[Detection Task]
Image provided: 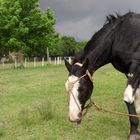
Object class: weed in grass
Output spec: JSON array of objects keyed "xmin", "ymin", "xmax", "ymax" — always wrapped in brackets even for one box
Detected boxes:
[
  {"xmin": 36, "ymin": 100, "xmax": 55, "ymax": 121},
  {"xmin": 18, "ymin": 108, "xmax": 34, "ymax": 128},
  {"xmin": 0, "ymin": 127, "xmax": 5, "ymax": 137}
]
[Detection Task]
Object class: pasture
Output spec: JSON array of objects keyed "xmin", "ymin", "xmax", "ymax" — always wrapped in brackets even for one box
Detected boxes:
[{"xmin": 0, "ymin": 64, "xmax": 133, "ymax": 140}]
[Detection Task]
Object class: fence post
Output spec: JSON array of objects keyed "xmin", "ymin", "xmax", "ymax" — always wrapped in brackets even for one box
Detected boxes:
[
  {"xmin": 42, "ymin": 57, "xmax": 44, "ymax": 66},
  {"xmin": 57, "ymin": 57, "xmax": 60, "ymax": 65},
  {"xmin": 34, "ymin": 57, "xmax": 36, "ymax": 67},
  {"xmin": 14, "ymin": 58, "xmax": 17, "ymax": 68},
  {"xmin": 54, "ymin": 57, "xmax": 57, "ymax": 65},
  {"xmin": 24, "ymin": 58, "xmax": 27, "ymax": 68}
]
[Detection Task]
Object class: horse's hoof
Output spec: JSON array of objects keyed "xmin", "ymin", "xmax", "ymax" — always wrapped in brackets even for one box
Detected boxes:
[{"xmin": 128, "ymin": 134, "xmax": 140, "ymax": 140}]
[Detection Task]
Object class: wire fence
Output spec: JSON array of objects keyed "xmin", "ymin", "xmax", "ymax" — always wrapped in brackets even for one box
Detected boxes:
[{"xmin": 0, "ymin": 56, "xmax": 72, "ymax": 69}]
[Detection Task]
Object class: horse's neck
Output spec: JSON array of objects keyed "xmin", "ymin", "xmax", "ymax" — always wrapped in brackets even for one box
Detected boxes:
[
  {"xmin": 85, "ymin": 24, "xmax": 117, "ymax": 73},
  {"xmin": 75, "ymin": 41, "xmax": 112, "ymax": 74},
  {"xmin": 87, "ymin": 40, "xmax": 112, "ymax": 73},
  {"xmin": 76, "ymin": 23, "xmax": 117, "ymax": 72}
]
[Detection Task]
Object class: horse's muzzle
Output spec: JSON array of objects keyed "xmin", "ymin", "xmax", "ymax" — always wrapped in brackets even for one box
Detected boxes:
[
  {"xmin": 69, "ymin": 112, "xmax": 82, "ymax": 125},
  {"xmin": 69, "ymin": 118, "xmax": 81, "ymax": 125}
]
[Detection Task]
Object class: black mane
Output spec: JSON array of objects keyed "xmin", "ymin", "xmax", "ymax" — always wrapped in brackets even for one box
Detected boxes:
[{"xmin": 105, "ymin": 13, "xmax": 120, "ymax": 25}]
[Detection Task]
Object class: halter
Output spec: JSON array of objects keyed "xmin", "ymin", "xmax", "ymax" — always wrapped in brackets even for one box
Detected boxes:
[{"xmin": 67, "ymin": 62, "xmax": 93, "ymax": 115}]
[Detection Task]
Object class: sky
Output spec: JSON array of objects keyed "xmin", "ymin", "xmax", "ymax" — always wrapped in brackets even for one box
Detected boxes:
[{"xmin": 39, "ymin": 0, "xmax": 140, "ymax": 40}]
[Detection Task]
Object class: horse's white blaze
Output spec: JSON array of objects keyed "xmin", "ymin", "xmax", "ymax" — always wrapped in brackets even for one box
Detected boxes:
[
  {"xmin": 134, "ymin": 87, "xmax": 140, "ymax": 114},
  {"xmin": 65, "ymin": 75, "xmax": 81, "ymax": 121},
  {"xmin": 124, "ymin": 85, "xmax": 134, "ymax": 103}
]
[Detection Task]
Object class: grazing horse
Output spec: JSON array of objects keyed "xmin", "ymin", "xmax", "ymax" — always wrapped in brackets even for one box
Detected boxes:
[{"xmin": 65, "ymin": 12, "xmax": 140, "ymax": 140}]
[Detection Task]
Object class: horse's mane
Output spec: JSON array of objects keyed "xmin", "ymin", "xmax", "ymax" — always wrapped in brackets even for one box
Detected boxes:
[
  {"xmin": 104, "ymin": 12, "xmax": 136, "ymax": 25},
  {"xmin": 104, "ymin": 13, "xmax": 121, "ymax": 25}
]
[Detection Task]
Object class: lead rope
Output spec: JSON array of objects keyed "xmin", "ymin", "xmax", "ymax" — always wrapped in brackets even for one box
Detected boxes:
[{"xmin": 91, "ymin": 101, "xmax": 140, "ymax": 118}]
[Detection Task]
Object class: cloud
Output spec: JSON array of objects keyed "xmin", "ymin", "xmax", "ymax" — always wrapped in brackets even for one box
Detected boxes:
[
  {"xmin": 55, "ymin": 16, "xmax": 100, "ymax": 40},
  {"xmin": 40, "ymin": 0, "xmax": 140, "ymax": 40}
]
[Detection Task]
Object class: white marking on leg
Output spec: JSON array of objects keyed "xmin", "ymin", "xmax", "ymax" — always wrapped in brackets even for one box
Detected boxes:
[
  {"xmin": 134, "ymin": 87, "xmax": 140, "ymax": 114},
  {"xmin": 124, "ymin": 85, "xmax": 134, "ymax": 104},
  {"xmin": 65, "ymin": 75, "xmax": 81, "ymax": 121}
]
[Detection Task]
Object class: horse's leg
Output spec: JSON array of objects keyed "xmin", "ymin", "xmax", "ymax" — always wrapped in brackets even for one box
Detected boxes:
[
  {"xmin": 124, "ymin": 63, "xmax": 140, "ymax": 104},
  {"xmin": 125, "ymin": 102, "xmax": 140, "ymax": 140},
  {"xmin": 124, "ymin": 66, "xmax": 140, "ymax": 139}
]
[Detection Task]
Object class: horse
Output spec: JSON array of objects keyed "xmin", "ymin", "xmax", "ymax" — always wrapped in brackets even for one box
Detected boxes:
[{"xmin": 65, "ymin": 12, "xmax": 140, "ymax": 140}]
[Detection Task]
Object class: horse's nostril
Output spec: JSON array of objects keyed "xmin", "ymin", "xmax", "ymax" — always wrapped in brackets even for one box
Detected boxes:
[{"xmin": 78, "ymin": 112, "xmax": 82, "ymax": 118}]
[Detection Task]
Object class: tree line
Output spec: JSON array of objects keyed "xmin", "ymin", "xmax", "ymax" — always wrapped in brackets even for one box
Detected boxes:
[{"xmin": 0, "ymin": 0, "xmax": 86, "ymax": 58}]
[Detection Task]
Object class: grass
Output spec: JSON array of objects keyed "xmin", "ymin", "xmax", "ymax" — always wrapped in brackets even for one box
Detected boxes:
[
  {"xmin": 36, "ymin": 99, "xmax": 55, "ymax": 121},
  {"xmin": 0, "ymin": 64, "xmax": 133, "ymax": 140}
]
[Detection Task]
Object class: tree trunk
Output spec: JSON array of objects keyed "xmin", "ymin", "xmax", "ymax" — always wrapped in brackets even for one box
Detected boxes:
[{"xmin": 46, "ymin": 47, "xmax": 49, "ymax": 61}]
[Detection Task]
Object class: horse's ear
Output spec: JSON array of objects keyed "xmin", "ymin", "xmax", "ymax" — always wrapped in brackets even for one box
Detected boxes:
[
  {"xmin": 82, "ymin": 58, "xmax": 89, "ymax": 69},
  {"xmin": 64, "ymin": 59, "xmax": 72, "ymax": 72}
]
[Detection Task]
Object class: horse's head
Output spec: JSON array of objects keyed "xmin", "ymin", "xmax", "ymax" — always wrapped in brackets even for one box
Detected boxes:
[{"xmin": 65, "ymin": 59, "xmax": 93, "ymax": 124}]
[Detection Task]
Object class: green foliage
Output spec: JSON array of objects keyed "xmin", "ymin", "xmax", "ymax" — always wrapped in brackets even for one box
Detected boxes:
[
  {"xmin": 49, "ymin": 35, "xmax": 86, "ymax": 56},
  {"xmin": 48, "ymin": 34, "xmax": 64, "ymax": 56},
  {"xmin": 0, "ymin": 0, "xmax": 86, "ymax": 57},
  {"xmin": 0, "ymin": 0, "xmax": 56, "ymax": 56},
  {"xmin": 61, "ymin": 36, "xmax": 77, "ymax": 56}
]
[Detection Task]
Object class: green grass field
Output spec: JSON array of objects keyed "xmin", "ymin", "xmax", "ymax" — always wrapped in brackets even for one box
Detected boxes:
[{"xmin": 0, "ymin": 64, "xmax": 133, "ymax": 140}]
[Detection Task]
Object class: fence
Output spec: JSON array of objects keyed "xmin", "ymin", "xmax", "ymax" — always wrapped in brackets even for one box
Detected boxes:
[{"xmin": 0, "ymin": 57, "xmax": 72, "ymax": 69}]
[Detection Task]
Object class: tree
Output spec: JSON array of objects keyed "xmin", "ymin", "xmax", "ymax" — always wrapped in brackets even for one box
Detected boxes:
[
  {"xmin": 0, "ymin": 0, "xmax": 56, "ymax": 57},
  {"xmin": 61, "ymin": 36, "xmax": 76, "ymax": 56},
  {"xmin": 47, "ymin": 35, "xmax": 87, "ymax": 57},
  {"xmin": 0, "ymin": 0, "xmax": 86, "ymax": 58},
  {"xmin": 76, "ymin": 41, "xmax": 87, "ymax": 53},
  {"xmin": 60, "ymin": 36, "xmax": 86, "ymax": 56},
  {"xmin": 0, "ymin": 0, "xmax": 10, "ymax": 56}
]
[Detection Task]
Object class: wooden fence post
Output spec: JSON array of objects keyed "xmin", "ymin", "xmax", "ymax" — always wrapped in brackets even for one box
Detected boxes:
[
  {"xmin": 34, "ymin": 57, "xmax": 36, "ymax": 67},
  {"xmin": 57, "ymin": 57, "xmax": 60, "ymax": 65},
  {"xmin": 42, "ymin": 57, "xmax": 44, "ymax": 66},
  {"xmin": 14, "ymin": 58, "xmax": 17, "ymax": 68},
  {"xmin": 54, "ymin": 57, "xmax": 57, "ymax": 65},
  {"xmin": 24, "ymin": 58, "xmax": 27, "ymax": 67}
]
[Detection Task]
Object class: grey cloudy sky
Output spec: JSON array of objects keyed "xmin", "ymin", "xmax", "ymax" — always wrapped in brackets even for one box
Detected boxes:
[{"xmin": 39, "ymin": 0, "xmax": 140, "ymax": 40}]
